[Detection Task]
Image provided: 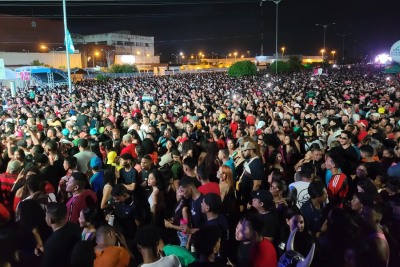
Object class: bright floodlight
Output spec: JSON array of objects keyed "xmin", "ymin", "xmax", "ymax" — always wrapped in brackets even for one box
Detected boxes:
[
  {"xmin": 374, "ymin": 54, "xmax": 392, "ymax": 64},
  {"xmin": 121, "ymin": 55, "xmax": 135, "ymax": 64}
]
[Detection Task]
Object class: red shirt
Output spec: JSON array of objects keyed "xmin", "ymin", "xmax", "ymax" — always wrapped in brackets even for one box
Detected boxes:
[
  {"xmin": 230, "ymin": 121, "xmax": 239, "ymax": 135},
  {"xmin": 327, "ymin": 173, "xmax": 348, "ymax": 208},
  {"xmin": 357, "ymin": 130, "xmax": 368, "ymax": 143},
  {"xmin": 120, "ymin": 143, "xmax": 137, "ymax": 158},
  {"xmin": 198, "ymin": 182, "xmax": 220, "ymax": 195},
  {"xmin": 66, "ymin": 190, "xmax": 97, "ymax": 224},
  {"xmin": 251, "ymin": 239, "xmax": 277, "ymax": 267},
  {"xmin": 0, "ymin": 172, "xmax": 18, "ymax": 211},
  {"xmin": 246, "ymin": 115, "xmax": 256, "ymax": 126}
]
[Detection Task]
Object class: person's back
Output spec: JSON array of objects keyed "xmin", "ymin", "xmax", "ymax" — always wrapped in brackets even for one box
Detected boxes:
[
  {"xmin": 75, "ymin": 150, "xmax": 96, "ymax": 174},
  {"xmin": 289, "ymin": 181, "xmax": 310, "ymax": 209},
  {"xmin": 41, "ymin": 203, "xmax": 81, "ymax": 267}
]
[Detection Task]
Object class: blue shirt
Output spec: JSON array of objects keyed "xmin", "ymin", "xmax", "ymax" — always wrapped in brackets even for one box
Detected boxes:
[{"xmin": 90, "ymin": 171, "xmax": 104, "ymax": 193}]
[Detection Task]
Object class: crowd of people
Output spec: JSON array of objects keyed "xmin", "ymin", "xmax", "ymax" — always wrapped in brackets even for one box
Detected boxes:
[{"xmin": 0, "ymin": 64, "xmax": 399, "ymax": 267}]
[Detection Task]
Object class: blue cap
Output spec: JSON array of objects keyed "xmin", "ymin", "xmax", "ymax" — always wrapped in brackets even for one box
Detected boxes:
[
  {"xmin": 62, "ymin": 128, "xmax": 69, "ymax": 136},
  {"xmin": 89, "ymin": 128, "xmax": 98, "ymax": 135},
  {"xmin": 90, "ymin": 156, "xmax": 102, "ymax": 169}
]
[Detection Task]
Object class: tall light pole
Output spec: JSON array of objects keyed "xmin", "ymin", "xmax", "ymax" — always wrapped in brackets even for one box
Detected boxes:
[
  {"xmin": 281, "ymin": 47, "xmax": 285, "ymax": 59},
  {"xmin": 320, "ymin": 49, "xmax": 325, "ymax": 61},
  {"xmin": 315, "ymin": 22, "xmax": 335, "ymax": 51},
  {"xmin": 234, "ymin": 52, "xmax": 238, "ymax": 62},
  {"xmin": 93, "ymin": 51, "xmax": 99, "ymax": 67},
  {"xmin": 336, "ymin": 33, "xmax": 351, "ymax": 62},
  {"xmin": 260, "ymin": 1, "xmax": 265, "ymax": 56},
  {"xmin": 263, "ymin": 0, "xmax": 282, "ymax": 74},
  {"xmin": 331, "ymin": 50, "xmax": 336, "ymax": 62},
  {"xmin": 101, "ymin": 49, "xmax": 115, "ymax": 68}
]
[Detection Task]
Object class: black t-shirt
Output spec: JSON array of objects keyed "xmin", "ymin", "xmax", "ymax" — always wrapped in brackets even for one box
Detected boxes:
[
  {"xmin": 75, "ymin": 114, "xmax": 90, "ymax": 130},
  {"xmin": 41, "ymin": 223, "xmax": 81, "ymax": 267},
  {"xmin": 340, "ymin": 146, "xmax": 359, "ymax": 176},
  {"xmin": 190, "ymin": 194, "xmax": 205, "ymax": 228},
  {"xmin": 258, "ymin": 212, "xmax": 279, "ymax": 239},
  {"xmin": 114, "ymin": 197, "xmax": 140, "ymax": 239},
  {"xmin": 41, "ymin": 165, "xmax": 62, "ymax": 192},
  {"xmin": 363, "ymin": 161, "xmax": 384, "ymax": 180},
  {"xmin": 240, "ymin": 157, "xmax": 265, "ymax": 205}
]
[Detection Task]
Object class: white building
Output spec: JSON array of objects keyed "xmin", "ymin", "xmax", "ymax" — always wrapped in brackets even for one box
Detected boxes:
[{"xmin": 72, "ymin": 31, "xmax": 159, "ymax": 65}]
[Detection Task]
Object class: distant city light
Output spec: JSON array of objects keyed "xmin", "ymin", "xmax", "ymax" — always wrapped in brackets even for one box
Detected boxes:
[{"xmin": 374, "ymin": 54, "xmax": 392, "ymax": 64}]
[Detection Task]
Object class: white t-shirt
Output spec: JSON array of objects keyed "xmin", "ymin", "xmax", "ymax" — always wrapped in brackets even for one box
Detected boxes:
[
  {"xmin": 289, "ymin": 181, "xmax": 310, "ymax": 209},
  {"xmin": 141, "ymin": 255, "xmax": 182, "ymax": 267}
]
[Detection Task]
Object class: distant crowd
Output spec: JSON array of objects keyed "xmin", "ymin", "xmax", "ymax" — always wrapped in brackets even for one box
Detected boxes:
[{"xmin": 0, "ymin": 64, "xmax": 400, "ymax": 267}]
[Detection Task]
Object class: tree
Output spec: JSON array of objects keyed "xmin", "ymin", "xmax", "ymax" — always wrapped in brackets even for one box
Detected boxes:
[
  {"xmin": 96, "ymin": 74, "xmax": 110, "ymax": 81},
  {"xmin": 268, "ymin": 61, "xmax": 290, "ymax": 73},
  {"xmin": 31, "ymin": 59, "xmax": 44, "ymax": 66},
  {"xmin": 109, "ymin": 64, "xmax": 138, "ymax": 73},
  {"xmin": 228, "ymin": 60, "xmax": 257, "ymax": 77},
  {"xmin": 288, "ymin": 56, "xmax": 303, "ymax": 72}
]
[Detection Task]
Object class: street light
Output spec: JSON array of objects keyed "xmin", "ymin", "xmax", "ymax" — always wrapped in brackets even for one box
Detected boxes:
[
  {"xmin": 263, "ymin": 0, "xmax": 282, "ymax": 74},
  {"xmin": 331, "ymin": 50, "xmax": 336, "ymax": 62},
  {"xmin": 101, "ymin": 49, "xmax": 115, "ymax": 68},
  {"xmin": 41, "ymin": 45, "xmax": 63, "ymax": 67},
  {"xmin": 320, "ymin": 49, "xmax": 325, "ymax": 60},
  {"xmin": 234, "ymin": 52, "xmax": 238, "ymax": 62},
  {"xmin": 92, "ymin": 51, "xmax": 99, "ymax": 67},
  {"xmin": 281, "ymin": 47, "xmax": 285, "ymax": 59},
  {"xmin": 315, "ymin": 22, "xmax": 335, "ymax": 51}
]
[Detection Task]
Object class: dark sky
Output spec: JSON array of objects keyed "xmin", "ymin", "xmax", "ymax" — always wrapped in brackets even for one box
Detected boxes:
[{"xmin": 1, "ymin": 0, "xmax": 399, "ymax": 59}]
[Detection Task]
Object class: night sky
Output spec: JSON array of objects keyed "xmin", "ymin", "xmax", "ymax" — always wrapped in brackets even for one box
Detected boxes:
[{"xmin": 1, "ymin": 0, "xmax": 399, "ymax": 59}]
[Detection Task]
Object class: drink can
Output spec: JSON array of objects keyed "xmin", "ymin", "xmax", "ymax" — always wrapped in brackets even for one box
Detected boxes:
[{"xmin": 108, "ymin": 215, "xmax": 115, "ymax": 226}]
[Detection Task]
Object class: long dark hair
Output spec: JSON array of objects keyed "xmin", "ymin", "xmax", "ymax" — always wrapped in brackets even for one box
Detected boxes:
[{"xmin": 149, "ymin": 169, "xmax": 167, "ymax": 192}]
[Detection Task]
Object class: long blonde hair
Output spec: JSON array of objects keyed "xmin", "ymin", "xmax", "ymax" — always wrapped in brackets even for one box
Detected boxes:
[{"xmin": 220, "ymin": 165, "xmax": 234, "ymax": 188}]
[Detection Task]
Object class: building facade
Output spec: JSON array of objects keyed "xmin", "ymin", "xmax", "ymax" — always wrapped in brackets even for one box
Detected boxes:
[{"xmin": 72, "ymin": 31, "xmax": 159, "ymax": 66}]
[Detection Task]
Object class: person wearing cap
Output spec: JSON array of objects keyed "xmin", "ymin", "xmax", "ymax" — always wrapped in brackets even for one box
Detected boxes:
[
  {"xmin": 89, "ymin": 156, "xmax": 105, "ymax": 196},
  {"xmin": 238, "ymin": 141, "xmax": 264, "ymax": 210},
  {"xmin": 0, "ymin": 160, "xmax": 22, "ymax": 211},
  {"xmin": 251, "ymin": 190, "xmax": 279, "ymax": 242},
  {"xmin": 65, "ymin": 172, "xmax": 97, "ymax": 224},
  {"xmin": 357, "ymin": 119, "xmax": 369, "ymax": 143}
]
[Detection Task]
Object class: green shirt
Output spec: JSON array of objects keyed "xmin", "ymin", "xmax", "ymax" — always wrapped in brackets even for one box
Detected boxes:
[{"xmin": 163, "ymin": 244, "xmax": 196, "ymax": 267}]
